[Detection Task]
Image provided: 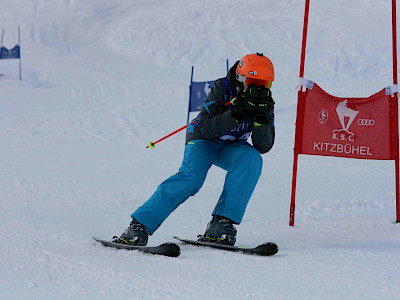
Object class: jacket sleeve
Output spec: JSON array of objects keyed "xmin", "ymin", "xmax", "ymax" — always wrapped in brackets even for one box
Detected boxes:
[
  {"xmin": 197, "ymin": 79, "xmax": 238, "ymax": 139},
  {"xmin": 251, "ymin": 110, "xmax": 275, "ymax": 154}
]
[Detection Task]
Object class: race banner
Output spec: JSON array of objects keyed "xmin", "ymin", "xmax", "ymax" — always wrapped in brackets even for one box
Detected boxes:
[{"xmin": 295, "ymin": 82, "xmax": 396, "ymax": 160}]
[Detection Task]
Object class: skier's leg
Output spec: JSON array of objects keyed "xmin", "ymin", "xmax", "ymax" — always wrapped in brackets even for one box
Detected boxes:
[
  {"xmin": 212, "ymin": 141, "xmax": 263, "ymax": 224},
  {"xmin": 131, "ymin": 140, "xmax": 218, "ymax": 234}
]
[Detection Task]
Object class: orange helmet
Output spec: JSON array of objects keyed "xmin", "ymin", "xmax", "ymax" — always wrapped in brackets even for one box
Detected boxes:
[{"xmin": 236, "ymin": 53, "xmax": 274, "ymax": 88}]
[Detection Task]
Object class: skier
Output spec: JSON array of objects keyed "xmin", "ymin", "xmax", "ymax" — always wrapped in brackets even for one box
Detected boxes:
[{"xmin": 116, "ymin": 53, "xmax": 275, "ymax": 246}]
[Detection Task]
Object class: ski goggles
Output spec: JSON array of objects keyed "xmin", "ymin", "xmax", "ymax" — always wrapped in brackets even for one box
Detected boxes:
[{"xmin": 236, "ymin": 71, "xmax": 272, "ymax": 88}]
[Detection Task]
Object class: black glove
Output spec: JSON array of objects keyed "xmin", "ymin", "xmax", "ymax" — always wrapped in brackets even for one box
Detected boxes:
[
  {"xmin": 253, "ymin": 89, "xmax": 275, "ymax": 124},
  {"xmin": 254, "ymin": 107, "xmax": 274, "ymax": 125},
  {"xmin": 231, "ymin": 84, "xmax": 274, "ymax": 124},
  {"xmin": 236, "ymin": 84, "xmax": 274, "ymax": 114}
]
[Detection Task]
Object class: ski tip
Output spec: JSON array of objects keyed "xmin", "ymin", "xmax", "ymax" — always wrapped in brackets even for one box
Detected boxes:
[
  {"xmin": 93, "ymin": 237, "xmax": 111, "ymax": 243},
  {"xmin": 158, "ymin": 242, "xmax": 181, "ymax": 257},
  {"xmin": 256, "ymin": 242, "xmax": 279, "ymax": 256}
]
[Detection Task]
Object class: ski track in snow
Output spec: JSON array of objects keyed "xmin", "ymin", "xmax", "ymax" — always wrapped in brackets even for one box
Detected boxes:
[{"xmin": 0, "ymin": 0, "xmax": 400, "ymax": 299}]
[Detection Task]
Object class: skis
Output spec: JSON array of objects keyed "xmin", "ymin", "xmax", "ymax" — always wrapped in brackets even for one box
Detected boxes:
[
  {"xmin": 173, "ymin": 237, "xmax": 279, "ymax": 256},
  {"xmin": 93, "ymin": 237, "xmax": 181, "ymax": 257},
  {"xmin": 93, "ymin": 236, "xmax": 278, "ymax": 257}
]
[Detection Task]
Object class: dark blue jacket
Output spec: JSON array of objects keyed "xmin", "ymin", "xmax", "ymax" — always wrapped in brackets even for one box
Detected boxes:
[{"xmin": 186, "ymin": 61, "xmax": 275, "ymax": 154}]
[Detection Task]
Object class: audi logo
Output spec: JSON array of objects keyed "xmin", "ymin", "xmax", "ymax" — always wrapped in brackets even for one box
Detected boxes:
[{"xmin": 357, "ymin": 119, "xmax": 375, "ymax": 126}]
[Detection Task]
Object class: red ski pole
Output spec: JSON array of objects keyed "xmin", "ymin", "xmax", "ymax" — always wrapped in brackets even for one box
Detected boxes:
[
  {"xmin": 146, "ymin": 120, "xmax": 195, "ymax": 149},
  {"xmin": 146, "ymin": 100, "xmax": 235, "ymax": 149}
]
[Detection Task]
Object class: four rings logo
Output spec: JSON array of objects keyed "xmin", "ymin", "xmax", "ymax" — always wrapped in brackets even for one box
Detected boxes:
[{"xmin": 357, "ymin": 119, "xmax": 375, "ymax": 126}]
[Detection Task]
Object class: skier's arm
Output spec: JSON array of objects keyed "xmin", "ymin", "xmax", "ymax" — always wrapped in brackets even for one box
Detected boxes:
[
  {"xmin": 251, "ymin": 110, "xmax": 275, "ymax": 154},
  {"xmin": 197, "ymin": 79, "xmax": 238, "ymax": 139}
]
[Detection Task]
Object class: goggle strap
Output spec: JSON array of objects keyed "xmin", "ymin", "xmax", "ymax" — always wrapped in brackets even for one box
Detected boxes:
[{"xmin": 236, "ymin": 71, "xmax": 247, "ymax": 83}]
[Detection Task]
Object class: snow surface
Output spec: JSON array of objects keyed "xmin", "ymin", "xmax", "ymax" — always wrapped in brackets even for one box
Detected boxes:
[{"xmin": 1, "ymin": 0, "xmax": 400, "ymax": 299}]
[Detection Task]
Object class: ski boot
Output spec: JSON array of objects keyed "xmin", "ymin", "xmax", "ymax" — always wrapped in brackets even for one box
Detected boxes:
[
  {"xmin": 198, "ymin": 216, "xmax": 237, "ymax": 246},
  {"xmin": 113, "ymin": 218, "xmax": 149, "ymax": 246}
]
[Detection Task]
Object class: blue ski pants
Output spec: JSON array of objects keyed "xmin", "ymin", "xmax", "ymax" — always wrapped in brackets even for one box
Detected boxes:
[{"xmin": 131, "ymin": 139, "xmax": 263, "ymax": 234}]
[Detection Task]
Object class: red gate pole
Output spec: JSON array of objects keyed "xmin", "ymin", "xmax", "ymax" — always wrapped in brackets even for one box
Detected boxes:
[
  {"xmin": 299, "ymin": 0, "xmax": 311, "ymax": 80},
  {"xmin": 290, "ymin": 0, "xmax": 311, "ymax": 226},
  {"xmin": 392, "ymin": 0, "xmax": 400, "ymax": 223},
  {"xmin": 289, "ymin": 153, "xmax": 299, "ymax": 226}
]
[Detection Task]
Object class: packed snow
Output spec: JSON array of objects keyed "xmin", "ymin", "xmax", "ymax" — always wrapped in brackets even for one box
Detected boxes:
[{"xmin": 1, "ymin": 0, "xmax": 399, "ymax": 299}]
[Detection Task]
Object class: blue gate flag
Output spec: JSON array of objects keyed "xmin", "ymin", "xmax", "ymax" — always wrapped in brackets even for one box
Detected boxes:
[
  {"xmin": 186, "ymin": 60, "xmax": 229, "ymax": 124},
  {"xmin": 0, "ymin": 45, "xmax": 20, "ymax": 59},
  {"xmin": 189, "ymin": 80, "xmax": 215, "ymax": 112}
]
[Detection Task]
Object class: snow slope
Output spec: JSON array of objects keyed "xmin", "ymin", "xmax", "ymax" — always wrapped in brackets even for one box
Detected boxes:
[{"xmin": 0, "ymin": 0, "xmax": 399, "ymax": 299}]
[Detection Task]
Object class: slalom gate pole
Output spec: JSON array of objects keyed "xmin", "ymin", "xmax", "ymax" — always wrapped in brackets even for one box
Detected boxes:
[
  {"xmin": 392, "ymin": 0, "xmax": 400, "ymax": 223},
  {"xmin": 18, "ymin": 26, "xmax": 22, "ymax": 81},
  {"xmin": 290, "ymin": 0, "xmax": 311, "ymax": 226},
  {"xmin": 0, "ymin": 29, "xmax": 4, "ymax": 47}
]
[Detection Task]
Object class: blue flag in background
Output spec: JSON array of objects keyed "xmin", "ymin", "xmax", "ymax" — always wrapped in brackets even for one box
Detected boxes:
[
  {"xmin": 0, "ymin": 45, "xmax": 20, "ymax": 59},
  {"xmin": 189, "ymin": 80, "xmax": 215, "ymax": 112}
]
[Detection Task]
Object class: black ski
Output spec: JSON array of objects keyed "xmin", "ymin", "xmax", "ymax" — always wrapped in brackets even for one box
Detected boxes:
[
  {"xmin": 173, "ymin": 237, "xmax": 278, "ymax": 256},
  {"xmin": 93, "ymin": 237, "xmax": 180, "ymax": 257}
]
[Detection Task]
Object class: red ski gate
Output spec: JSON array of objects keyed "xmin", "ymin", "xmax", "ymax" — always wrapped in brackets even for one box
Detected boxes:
[
  {"xmin": 290, "ymin": 0, "xmax": 400, "ymax": 225},
  {"xmin": 296, "ymin": 82, "xmax": 397, "ymax": 161}
]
